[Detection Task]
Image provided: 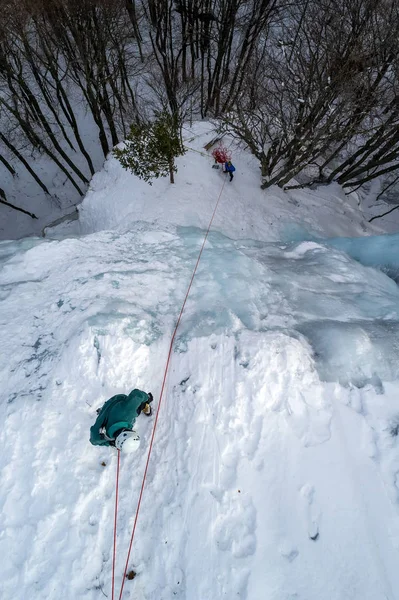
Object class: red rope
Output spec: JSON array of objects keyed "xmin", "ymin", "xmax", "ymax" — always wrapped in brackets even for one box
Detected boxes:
[
  {"xmin": 117, "ymin": 177, "xmax": 227, "ymax": 600},
  {"xmin": 111, "ymin": 449, "xmax": 121, "ymax": 600}
]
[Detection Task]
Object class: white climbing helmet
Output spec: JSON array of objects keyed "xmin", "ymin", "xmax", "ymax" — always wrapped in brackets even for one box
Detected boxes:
[{"xmin": 115, "ymin": 430, "xmax": 140, "ymax": 454}]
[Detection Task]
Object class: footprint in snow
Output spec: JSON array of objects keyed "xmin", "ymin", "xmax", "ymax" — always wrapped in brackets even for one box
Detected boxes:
[
  {"xmin": 279, "ymin": 540, "xmax": 299, "ymax": 562},
  {"xmin": 220, "ymin": 446, "xmax": 239, "ymax": 489},
  {"xmin": 300, "ymin": 483, "xmax": 320, "ymax": 541},
  {"xmin": 213, "ymin": 494, "xmax": 257, "ymax": 558}
]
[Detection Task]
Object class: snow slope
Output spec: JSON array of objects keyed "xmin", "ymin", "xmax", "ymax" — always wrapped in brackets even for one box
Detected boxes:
[
  {"xmin": 0, "ymin": 105, "xmax": 105, "ymax": 241},
  {"xmin": 49, "ymin": 122, "xmax": 391, "ymax": 240},
  {"xmin": 1, "ymin": 123, "xmax": 399, "ymax": 600}
]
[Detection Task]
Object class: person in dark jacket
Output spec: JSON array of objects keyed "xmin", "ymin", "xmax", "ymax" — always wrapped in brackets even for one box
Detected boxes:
[
  {"xmin": 225, "ymin": 161, "xmax": 236, "ymax": 181},
  {"xmin": 90, "ymin": 389, "xmax": 153, "ymax": 453}
]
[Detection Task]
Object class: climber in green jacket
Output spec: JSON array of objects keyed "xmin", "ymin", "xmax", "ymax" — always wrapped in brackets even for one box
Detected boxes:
[{"xmin": 90, "ymin": 389, "xmax": 153, "ymax": 453}]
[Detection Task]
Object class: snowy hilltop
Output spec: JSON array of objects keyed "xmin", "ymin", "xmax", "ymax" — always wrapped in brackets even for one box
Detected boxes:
[{"xmin": 1, "ymin": 123, "xmax": 399, "ymax": 600}]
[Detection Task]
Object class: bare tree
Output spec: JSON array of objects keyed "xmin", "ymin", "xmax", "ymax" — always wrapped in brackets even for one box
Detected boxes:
[
  {"xmin": 221, "ymin": 0, "xmax": 399, "ymax": 194},
  {"xmin": 0, "ymin": 0, "xmax": 144, "ymax": 223},
  {"xmin": 2, "ymin": 0, "xmax": 399, "ymax": 228}
]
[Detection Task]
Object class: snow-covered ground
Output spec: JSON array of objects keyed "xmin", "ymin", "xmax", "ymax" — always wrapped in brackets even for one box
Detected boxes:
[
  {"xmin": 1, "ymin": 122, "xmax": 399, "ymax": 600},
  {"xmin": 51, "ymin": 122, "xmax": 389, "ymax": 241},
  {"xmin": 0, "ymin": 106, "xmax": 105, "ymax": 241}
]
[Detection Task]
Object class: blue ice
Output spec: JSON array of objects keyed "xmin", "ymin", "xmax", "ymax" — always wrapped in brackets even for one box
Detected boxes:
[
  {"xmin": 282, "ymin": 225, "xmax": 399, "ymax": 282},
  {"xmin": 1, "ymin": 224, "xmax": 399, "ymax": 398},
  {"xmin": 170, "ymin": 227, "xmax": 399, "ymax": 386},
  {"xmin": 327, "ymin": 233, "xmax": 399, "ymax": 282}
]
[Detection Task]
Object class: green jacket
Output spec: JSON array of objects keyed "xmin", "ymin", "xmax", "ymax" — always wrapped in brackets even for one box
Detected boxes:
[{"xmin": 90, "ymin": 389, "xmax": 149, "ymax": 446}]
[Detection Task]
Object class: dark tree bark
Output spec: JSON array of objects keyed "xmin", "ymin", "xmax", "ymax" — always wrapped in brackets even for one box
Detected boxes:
[
  {"xmin": 0, "ymin": 153, "xmax": 16, "ymax": 176},
  {"xmin": 0, "ymin": 191, "xmax": 38, "ymax": 219},
  {"xmin": 0, "ymin": 133, "xmax": 50, "ymax": 195}
]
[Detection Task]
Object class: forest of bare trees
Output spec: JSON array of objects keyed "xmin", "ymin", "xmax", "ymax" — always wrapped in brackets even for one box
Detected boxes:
[{"xmin": 1, "ymin": 0, "xmax": 399, "ymax": 220}]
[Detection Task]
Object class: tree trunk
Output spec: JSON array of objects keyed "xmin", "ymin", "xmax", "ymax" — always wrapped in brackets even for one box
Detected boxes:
[
  {"xmin": 169, "ymin": 157, "xmax": 175, "ymax": 183},
  {"xmin": 0, "ymin": 133, "xmax": 50, "ymax": 195},
  {"xmin": 0, "ymin": 192, "xmax": 38, "ymax": 219},
  {"xmin": 369, "ymin": 204, "xmax": 399, "ymax": 223},
  {"xmin": 0, "ymin": 153, "xmax": 16, "ymax": 176},
  {"xmin": 125, "ymin": 0, "xmax": 144, "ymax": 61}
]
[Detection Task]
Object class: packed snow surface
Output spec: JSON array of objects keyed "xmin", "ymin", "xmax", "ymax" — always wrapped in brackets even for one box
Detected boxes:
[{"xmin": 1, "ymin": 123, "xmax": 399, "ymax": 600}]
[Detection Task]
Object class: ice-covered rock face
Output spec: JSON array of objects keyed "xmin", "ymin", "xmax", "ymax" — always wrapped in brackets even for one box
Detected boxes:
[
  {"xmin": 282, "ymin": 228, "xmax": 399, "ymax": 283},
  {"xmin": 326, "ymin": 232, "xmax": 399, "ymax": 284},
  {"xmin": 1, "ymin": 225, "xmax": 399, "ymax": 399},
  {"xmin": 2, "ymin": 223, "xmax": 399, "ymax": 600}
]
